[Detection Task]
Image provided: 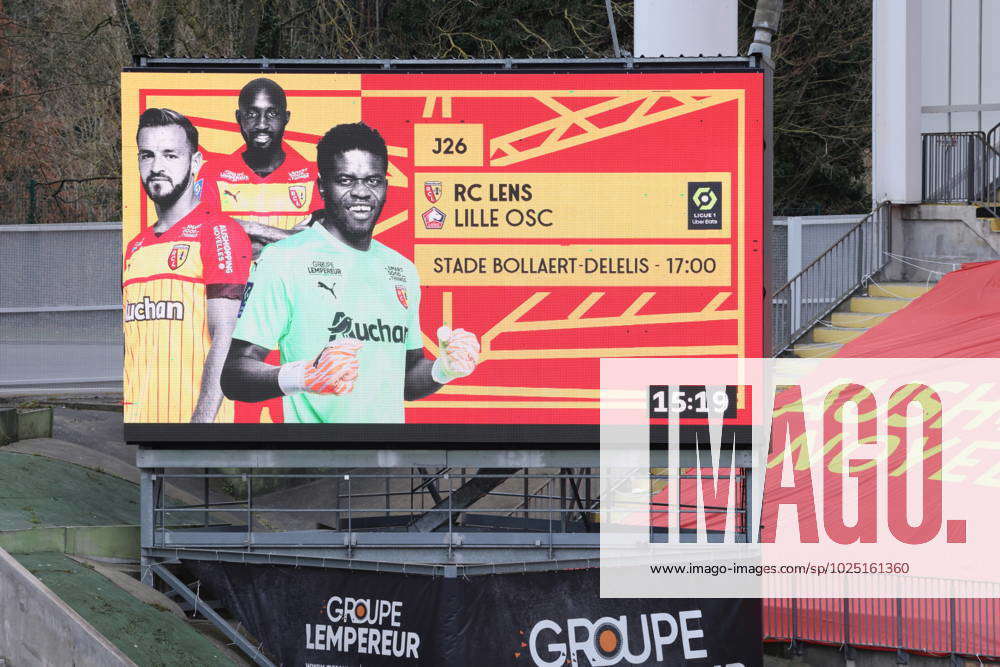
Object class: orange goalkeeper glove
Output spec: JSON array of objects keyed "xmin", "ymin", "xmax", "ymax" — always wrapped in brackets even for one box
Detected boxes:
[
  {"xmin": 278, "ymin": 339, "xmax": 362, "ymax": 396},
  {"xmin": 431, "ymin": 326, "xmax": 480, "ymax": 384}
]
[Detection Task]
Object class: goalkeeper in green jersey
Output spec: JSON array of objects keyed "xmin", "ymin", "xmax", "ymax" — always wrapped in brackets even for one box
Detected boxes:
[{"xmin": 221, "ymin": 123, "xmax": 479, "ymax": 423}]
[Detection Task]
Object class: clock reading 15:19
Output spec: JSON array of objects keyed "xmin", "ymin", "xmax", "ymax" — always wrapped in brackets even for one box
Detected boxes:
[{"xmin": 648, "ymin": 385, "xmax": 738, "ymax": 419}]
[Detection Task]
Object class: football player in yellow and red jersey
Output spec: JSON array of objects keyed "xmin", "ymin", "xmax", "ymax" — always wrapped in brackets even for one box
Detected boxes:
[
  {"xmin": 199, "ymin": 78, "xmax": 321, "ymax": 254},
  {"xmin": 198, "ymin": 78, "xmax": 320, "ymax": 424},
  {"xmin": 124, "ymin": 108, "xmax": 252, "ymax": 423}
]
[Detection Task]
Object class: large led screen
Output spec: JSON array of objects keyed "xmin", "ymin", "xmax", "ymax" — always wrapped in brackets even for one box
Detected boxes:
[{"xmin": 121, "ymin": 66, "xmax": 765, "ymax": 443}]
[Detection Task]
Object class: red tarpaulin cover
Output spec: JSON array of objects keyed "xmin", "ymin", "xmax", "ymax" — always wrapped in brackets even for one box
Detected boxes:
[{"xmin": 838, "ymin": 262, "xmax": 1000, "ymax": 358}]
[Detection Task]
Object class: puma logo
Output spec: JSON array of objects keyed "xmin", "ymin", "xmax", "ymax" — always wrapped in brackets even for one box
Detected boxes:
[
  {"xmin": 223, "ymin": 189, "xmax": 240, "ymax": 203},
  {"xmin": 317, "ymin": 281, "xmax": 337, "ymax": 298}
]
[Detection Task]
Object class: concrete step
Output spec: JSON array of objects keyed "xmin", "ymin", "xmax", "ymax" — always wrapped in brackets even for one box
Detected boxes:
[
  {"xmin": 791, "ymin": 343, "xmax": 841, "ymax": 358},
  {"xmin": 866, "ymin": 283, "xmax": 932, "ymax": 299},
  {"xmin": 830, "ymin": 311, "xmax": 890, "ymax": 329},
  {"xmin": 812, "ymin": 327, "xmax": 865, "ymax": 344},
  {"xmin": 848, "ymin": 296, "xmax": 913, "ymax": 313}
]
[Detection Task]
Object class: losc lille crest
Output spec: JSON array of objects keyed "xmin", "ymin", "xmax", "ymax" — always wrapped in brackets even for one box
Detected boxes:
[
  {"xmin": 167, "ymin": 244, "xmax": 190, "ymax": 270},
  {"xmin": 423, "ymin": 180, "xmax": 442, "ymax": 203},
  {"xmin": 395, "ymin": 285, "xmax": 408, "ymax": 309},
  {"xmin": 421, "ymin": 207, "xmax": 446, "ymax": 230},
  {"xmin": 288, "ymin": 184, "xmax": 308, "ymax": 209}
]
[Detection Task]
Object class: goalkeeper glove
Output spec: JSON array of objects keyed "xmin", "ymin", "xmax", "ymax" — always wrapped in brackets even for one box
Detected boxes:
[
  {"xmin": 278, "ymin": 339, "xmax": 362, "ymax": 396},
  {"xmin": 431, "ymin": 326, "xmax": 480, "ymax": 384}
]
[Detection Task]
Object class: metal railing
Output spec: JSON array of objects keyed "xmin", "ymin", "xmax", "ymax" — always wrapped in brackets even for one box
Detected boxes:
[
  {"xmin": 922, "ymin": 131, "xmax": 1000, "ymax": 209},
  {"xmin": 765, "ymin": 578, "xmax": 1000, "ymax": 660},
  {"xmin": 771, "ymin": 202, "xmax": 892, "ymax": 355},
  {"xmin": 145, "ymin": 466, "xmax": 750, "ymax": 569},
  {"xmin": 986, "ymin": 120, "xmax": 1000, "ymax": 154}
]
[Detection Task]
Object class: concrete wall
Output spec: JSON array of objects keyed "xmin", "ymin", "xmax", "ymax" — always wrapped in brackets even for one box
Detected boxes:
[
  {"xmin": 0, "ymin": 548, "xmax": 133, "ymax": 665},
  {"xmin": 0, "ymin": 526, "xmax": 140, "ymax": 563},
  {"xmin": 885, "ymin": 203, "xmax": 1000, "ymax": 282}
]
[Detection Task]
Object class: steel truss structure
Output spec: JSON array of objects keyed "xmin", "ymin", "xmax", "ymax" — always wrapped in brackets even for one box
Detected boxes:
[{"xmin": 139, "ymin": 448, "xmax": 754, "ymax": 577}]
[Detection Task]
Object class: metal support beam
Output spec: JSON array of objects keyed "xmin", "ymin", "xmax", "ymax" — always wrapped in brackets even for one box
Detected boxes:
[
  {"xmin": 137, "ymin": 447, "xmax": 738, "ymax": 469},
  {"xmin": 151, "ymin": 563, "xmax": 274, "ymax": 667},
  {"xmin": 564, "ymin": 469, "xmax": 593, "ymax": 532},
  {"xmin": 743, "ymin": 466, "xmax": 754, "ymax": 543},
  {"xmin": 139, "ymin": 469, "xmax": 154, "ymax": 586},
  {"xmin": 409, "ymin": 468, "xmax": 518, "ymax": 532},
  {"xmin": 416, "ymin": 467, "xmax": 443, "ymax": 505}
]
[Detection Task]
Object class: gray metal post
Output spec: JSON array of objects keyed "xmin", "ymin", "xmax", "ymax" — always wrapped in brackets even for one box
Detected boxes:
[
  {"xmin": 949, "ymin": 597, "xmax": 959, "ymax": 667},
  {"xmin": 843, "ymin": 595, "xmax": 856, "ymax": 660},
  {"xmin": 604, "ymin": 0, "xmax": 621, "ymax": 58},
  {"xmin": 523, "ymin": 474, "xmax": 529, "ymax": 519},
  {"xmin": 246, "ymin": 470, "xmax": 252, "ymax": 547},
  {"xmin": 856, "ymin": 222, "xmax": 865, "ymax": 285},
  {"xmin": 742, "ymin": 466, "xmax": 753, "ymax": 543},
  {"xmin": 27, "ymin": 179, "xmax": 38, "ymax": 224},
  {"xmin": 139, "ymin": 468, "xmax": 155, "ymax": 586},
  {"xmin": 203, "ymin": 467, "xmax": 210, "ymax": 527},
  {"xmin": 966, "ymin": 137, "xmax": 974, "ymax": 203},
  {"xmin": 560, "ymin": 470, "xmax": 568, "ymax": 532},
  {"xmin": 748, "ymin": 0, "xmax": 784, "ymax": 65},
  {"xmin": 895, "ymin": 597, "xmax": 908, "ymax": 664},
  {"xmin": 789, "ymin": 597, "xmax": 802, "ymax": 656}
]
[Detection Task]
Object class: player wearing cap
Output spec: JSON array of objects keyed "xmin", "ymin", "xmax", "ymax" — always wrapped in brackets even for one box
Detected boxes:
[
  {"xmin": 124, "ymin": 108, "xmax": 252, "ymax": 423},
  {"xmin": 199, "ymin": 78, "xmax": 321, "ymax": 254},
  {"xmin": 220, "ymin": 122, "xmax": 479, "ymax": 423}
]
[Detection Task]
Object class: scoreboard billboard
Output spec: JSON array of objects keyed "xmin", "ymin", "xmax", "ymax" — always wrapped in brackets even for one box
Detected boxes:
[{"xmin": 121, "ymin": 62, "xmax": 767, "ymax": 444}]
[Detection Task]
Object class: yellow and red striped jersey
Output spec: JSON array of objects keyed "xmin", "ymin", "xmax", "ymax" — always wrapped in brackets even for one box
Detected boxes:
[
  {"xmin": 123, "ymin": 207, "xmax": 251, "ymax": 423},
  {"xmin": 199, "ymin": 143, "xmax": 321, "ymax": 231}
]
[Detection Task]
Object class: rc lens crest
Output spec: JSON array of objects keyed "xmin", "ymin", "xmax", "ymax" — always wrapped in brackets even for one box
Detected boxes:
[
  {"xmin": 424, "ymin": 181, "xmax": 442, "ymax": 203},
  {"xmin": 289, "ymin": 184, "xmax": 308, "ymax": 209},
  {"xmin": 167, "ymin": 244, "xmax": 190, "ymax": 270}
]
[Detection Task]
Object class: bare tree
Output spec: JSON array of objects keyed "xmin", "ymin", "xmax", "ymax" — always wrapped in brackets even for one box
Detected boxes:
[{"xmin": 2, "ymin": 0, "xmax": 873, "ymax": 222}]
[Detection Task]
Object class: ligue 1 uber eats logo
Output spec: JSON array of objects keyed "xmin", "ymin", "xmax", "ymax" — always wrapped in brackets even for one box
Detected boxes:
[
  {"xmin": 522, "ymin": 608, "xmax": 743, "ymax": 667},
  {"xmin": 687, "ymin": 181, "xmax": 722, "ymax": 230}
]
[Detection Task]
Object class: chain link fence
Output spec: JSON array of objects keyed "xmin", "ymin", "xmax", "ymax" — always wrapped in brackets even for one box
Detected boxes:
[{"xmin": 0, "ymin": 178, "xmax": 120, "ymax": 225}]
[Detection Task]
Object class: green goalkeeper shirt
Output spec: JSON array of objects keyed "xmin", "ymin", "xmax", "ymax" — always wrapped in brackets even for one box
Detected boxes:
[{"xmin": 233, "ymin": 221, "xmax": 423, "ymax": 423}]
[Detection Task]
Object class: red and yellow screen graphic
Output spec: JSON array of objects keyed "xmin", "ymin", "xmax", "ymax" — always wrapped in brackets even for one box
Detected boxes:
[{"xmin": 121, "ymin": 70, "xmax": 764, "ymax": 427}]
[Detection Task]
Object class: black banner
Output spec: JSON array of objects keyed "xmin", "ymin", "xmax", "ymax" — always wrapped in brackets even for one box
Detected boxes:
[{"xmin": 188, "ymin": 562, "xmax": 761, "ymax": 666}]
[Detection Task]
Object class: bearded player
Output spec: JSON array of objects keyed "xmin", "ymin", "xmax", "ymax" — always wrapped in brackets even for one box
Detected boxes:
[
  {"xmin": 199, "ymin": 78, "xmax": 321, "ymax": 254},
  {"xmin": 124, "ymin": 108, "xmax": 252, "ymax": 423},
  {"xmin": 221, "ymin": 122, "xmax": 479, "ymax": 423}
]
